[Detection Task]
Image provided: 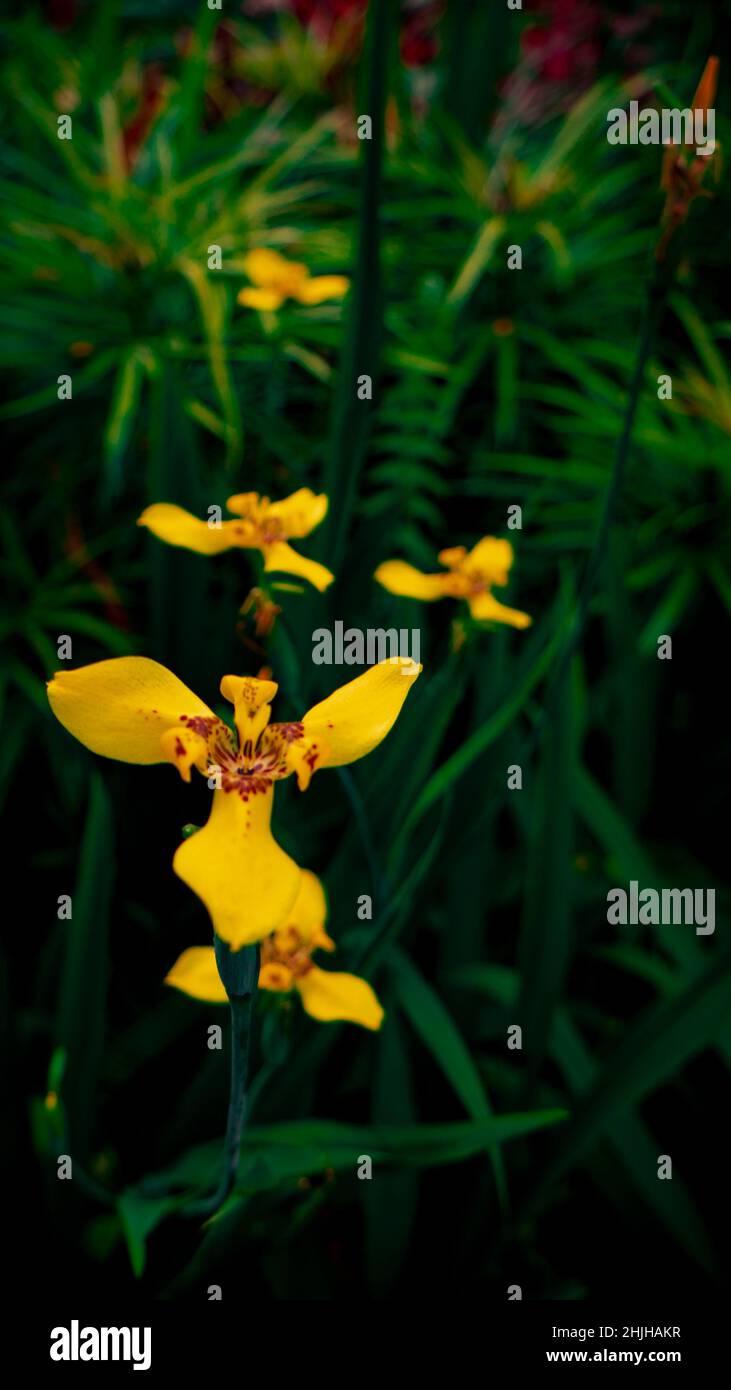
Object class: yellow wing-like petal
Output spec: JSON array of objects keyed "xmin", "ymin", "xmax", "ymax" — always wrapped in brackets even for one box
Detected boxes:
[
  {"xmin": 296, "ymin": 966, "xmax": 384, "ymax": 1029},
  {"xmin": 47, "ymin": 657, "xmax": 214, "ymax": 764},
  {"xmin": 165, "ymin": 947, "xmax": 227, "ymax": 1004},
  {"xmin": 468, "ymin": 591, "xmax": 532, "ymax": 628},
  {"xmin": 465, "ymin": 536, "xmax": 514, "ymax": 586},
  {"xmin": 294, "ymin": 275, "xmax": 350, "ymax": 305},
  {"xmin": 265, "ymin": 488, "xmax": 329, "ymax": 538},
  {"xmin": 374, "ymin": 559, "xmax": 451, "ymax": 601},
  {"xmin": 263, "ymin": 541, "xmax": 334, "ymax": 591},
  {"xmin": 243, "ymin": 248, "xmax": 307, "ymax": 290},
  {"xmin": 300, "ymin": 658, "xmax": 421, "ymax": 771},
  {"xmin": 138, "ymin": 504, "xmax": 241, "ymax": 556},
  {"xmin": 173, "ymin": 785, "xmax": 301, "ymax": 949}
]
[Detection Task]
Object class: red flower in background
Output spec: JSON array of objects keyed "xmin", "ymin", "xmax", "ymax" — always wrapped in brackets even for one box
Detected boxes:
[
  {"xmin": 401, "ymin": 1, "xmax": 442, "ymax": 69},
  {"xmin": 521, "ymin": 0, "xmax": 602, "ymax": 86},
  {"xmin": 47, "ymin": 0, "xmax": 76, "ymax": 30},
  {"xmin": 499, "ymin": 0, "xmax": 657, "ymax": 133},
  {"xmin": 121, "ymin": 64, "xmax": 167, "ymax": 173}
]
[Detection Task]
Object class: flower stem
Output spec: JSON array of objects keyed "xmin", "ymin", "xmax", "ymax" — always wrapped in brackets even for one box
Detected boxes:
[
  {"xmin": 186, "ymin": 940, "xmax": 259, "ymax": 1218},
  {"xmin": 541, "ymin": 257, "xmax": 668, "ymax": 713}
]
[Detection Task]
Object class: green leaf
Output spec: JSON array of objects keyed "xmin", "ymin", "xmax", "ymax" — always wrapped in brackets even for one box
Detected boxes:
[
  {"xmin": 317, "ymin": 0, "xmax": 392, "ymax": 574},
  {"xmin": 389, "ymin": 947, "xmax": 507, "ymax": 1206},
  {"xmin": 54, "ymin": 771, "xmax": 114, "ymax": 1159},
  {"xmin": 517, "ymin": 659, "xmax": 576, "ymax": 1081},
  {"xmin": 534, "ymin": 952, "xmax": 731, "ymax": 1207},
  {"xmin": 118, "ymin": 1192, "xmax": 180, "ymax": 1279}
]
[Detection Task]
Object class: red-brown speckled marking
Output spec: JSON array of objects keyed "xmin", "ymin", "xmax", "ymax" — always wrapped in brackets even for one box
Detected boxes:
[{"xmin": 168, "ymin": 714, "xmax": 316, "ymax": 799}]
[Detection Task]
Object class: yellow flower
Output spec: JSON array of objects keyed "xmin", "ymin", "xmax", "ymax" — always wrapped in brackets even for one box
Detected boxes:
[
  {"xmin": 166, "ymin": 870, "xmax": 383, "ymax": 1030},
  {"xmin": 138, "ymin": 487, "xmax": 334, "ymax": 592},
  {"xmin": 237, "ymin": 248, "xmax": 349, "ymax": 312},
  {"xmin": 47, "ymin": 656, "xmax": 421, "ymax": 949},
  {"xmin": 375, "ymin": 536, "xmax": 532, "ymax": 629}
]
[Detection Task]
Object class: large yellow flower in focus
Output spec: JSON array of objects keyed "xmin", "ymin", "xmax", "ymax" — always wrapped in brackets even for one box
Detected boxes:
[
  {"xmin": 47, "ymin": 656, "xmax": 420, "ymax": 949},
  {"xmin": 237, "ymin": 248, "xmax": 349, "ymax": 311},
  {"xmin": 138, "ymin": 487, "xmax": 334, "ymax": 593},
  {"xmin": 166, "ymin": 870, "xmax": 383, "ymax": 1031},
  {"xmin": 375, "ymin": 536, "xmax": 532, "ymax": 629}
]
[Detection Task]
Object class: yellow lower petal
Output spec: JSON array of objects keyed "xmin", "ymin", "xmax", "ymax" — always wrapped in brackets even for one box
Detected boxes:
[
  {"xmin": 374, "ymin": 559, "xmax": 451, "ymax": 601},
  {"xmin": 265, "ymin": 488, "xmax": 328, "ymax": 539},
  {"xmin": 263, "ymin": 540, "xmax": 334, "ymax": 591},
  {"xmin": 138, "ymin": 504, "xmax": 242, "ymax": 556},
  {"xmin": 173, "ymin": 783, "xmax": 301, "ymax": 949},
  {"xmin": 294, "ymin": 275, "xmax": 350, "ymax": 305},
  {"xmin": 296, "ymin": 966, "xmax": 384, "ymax": 1029},
  {"xmin": 47, "ymin": 657, "xmax": 215, "ymax": 764},
  {"xmin": 165, "ymin": 947, "xmax": 227, "ymax": 1003},
  {"xmin": 468, "ymin": 591, "xmax": 532, "ymax": 628},
  {"xmin": 237, "ymin": 287, "xmax": 285, "ymax": 311},
  {"xmin": 299, "ymin": 658, "xmax": 421, "ymax": 771}
]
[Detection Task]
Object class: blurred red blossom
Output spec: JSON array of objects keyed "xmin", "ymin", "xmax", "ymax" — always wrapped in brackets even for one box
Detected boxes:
[{"xmin": 498, "ymin": 0, "xmax": 658, "ymax": 134}]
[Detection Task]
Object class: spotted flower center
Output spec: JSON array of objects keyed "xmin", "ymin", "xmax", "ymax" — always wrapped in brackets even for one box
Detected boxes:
[
  {"xmin": 215, "ymin": 722, "xmax": 305, "ymax": 799},
  {"xmin": 262, "ymin": 925, "xmax": 315, "ymax": 979}
]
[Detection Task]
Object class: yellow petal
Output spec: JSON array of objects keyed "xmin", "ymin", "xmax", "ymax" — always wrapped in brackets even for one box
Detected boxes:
[
  {"xmin": 243, "ymin": 248, "xmax": 307, "ymax": 289},
  {"xmin": 219, "ymin": 674, "xmax": 278, "ymax": 747},
  {"xmin": 288, "ymin": 868, "xmax": 328, "ymax": 943},
  {"xmin": 465, "ymin": 536, "xmax": 514, "ymax": 586},
  {"xmin": 225, "ymin": 492, "xmax": 262, "ymax": 521},
  {"xmin": 437, "ymin": 546, "xmax": 468, "ymax": 568},
  {"xmin": 265, "ymin": 488, "xmax": 329, "ymax": 539},
  {"xmin": 138, "ymin": 504, "xmax": 241, "ymax": 556},
  {"xmin": 165, "ymin": 947, "xmax": 227, "ymax": 1004},
  {"xmin": 237, "ymin": 287, "xmax": 285, "ymax": 311},
  {"xmin": 263, "ymin": 540, "xmax": 334, "ymax": 591},
  {"xmin": 299, "ymin": 658, "xmax": 421, "ymax": 771},
  {"xmin": 259, "ymin": 961, "xmax": 295, "ymax": 992},
  {"xmin": 374, "ymin": 559, "xmax": 451, "ymax": 601},
  {"xmin": 47, "ymin": 657, "xmax": 215, "ymax": 764},
  {"xmin": 160, "ymin": 726, "xmax": 210, "ymax": 782},
  {"xmin": 296, "ymin": 966, "xmax": 384, "ymax": 1029},
  {"xmin": 293, "ymin": 275, "xmax": 350, "ymax": 305},
  {"xmin": 468, "ymin": 591, "xmax": 532, "ymax": 628},
  {"xmin": 173, "ymin": 784, "xmax": 301, "ymax": 949}
]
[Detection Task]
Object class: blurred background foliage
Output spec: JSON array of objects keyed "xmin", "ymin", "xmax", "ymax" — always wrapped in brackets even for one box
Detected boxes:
[{"xmin": 2, "ymin": 0, "xmax": 730, "ymax": 1299}]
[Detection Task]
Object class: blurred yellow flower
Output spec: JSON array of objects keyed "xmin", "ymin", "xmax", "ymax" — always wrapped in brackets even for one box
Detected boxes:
[
  {"xmin": 47, "ymin": 656, "xmax": 420, "ymax": 949},
  {"xmin": 138, "ymin": 487, "xmax": 334, "ymax": 592},
  {"xmin": 375, "ymin": 536, "xmax": 532, "ymax": 629},
  {"xmin": 237, "ymin": 248, "xmax": 349, "ymax": 311},
  {"xmin": 166, "ymin": 870, "xmax": 383, "ymax": 1031}
]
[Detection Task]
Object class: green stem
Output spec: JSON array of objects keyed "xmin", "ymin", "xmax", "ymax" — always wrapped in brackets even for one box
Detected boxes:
[
  {"xmin": 542, "ymin": 260, "xmax": 668, "ymax": 714},
  {"xmin": 186, "ymin": 941, "xmax": 258, "ymax": 1218}
]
